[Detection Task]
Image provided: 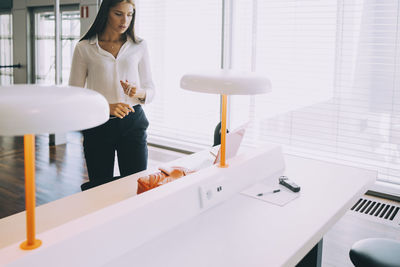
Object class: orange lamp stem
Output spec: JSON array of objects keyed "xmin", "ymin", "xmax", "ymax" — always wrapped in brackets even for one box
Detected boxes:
[
  {"xmin": 20, "ymin": 134, "xmax": 42, "ymax": 250},
  {"xmin": 219, "ymin": 94, "xmax": 228, "ymax": 168}
]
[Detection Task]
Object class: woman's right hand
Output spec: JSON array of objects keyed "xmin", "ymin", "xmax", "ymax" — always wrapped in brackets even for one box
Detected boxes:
[{"xmin": 109, "ymin": 103, "xmax": 135, "ymax": 119}]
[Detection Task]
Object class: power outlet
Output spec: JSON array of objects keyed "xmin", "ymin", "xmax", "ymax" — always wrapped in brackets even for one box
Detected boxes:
[{"xmin": 199, "ymin": 177, "xmax": 227, "ymax": 210}]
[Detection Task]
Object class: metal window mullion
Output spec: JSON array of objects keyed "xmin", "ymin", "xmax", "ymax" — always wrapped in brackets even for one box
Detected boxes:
[
  {"xmin": 251, "ymin": 0, "xmax": 257, "ymax": 73},
  {"xmin": 248, "ymin": 0, "xmax": 257, "ymax": 126},
  {"xmin": 50, "ymin": 0, "xmax": 62, "ymax": 146},
  {"xmin": 220, "ymin": 0, "xmax": 234, "ymax": 129},
  {"xmin": 30, "ymin": 10, "xmax": 36, "ymax": 84},
  {"xmin": 9, "ymin": 14, "xmax": 13, "ymax": 84},
  {"xmin": 55, "ymin": 0, "xmax": 61, "ymax": 85}
]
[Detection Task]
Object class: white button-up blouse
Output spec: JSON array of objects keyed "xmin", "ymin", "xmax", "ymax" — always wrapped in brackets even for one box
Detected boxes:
[{"xmin": 68, "ymin": 35, "xmax": 155, "ymax": 105}]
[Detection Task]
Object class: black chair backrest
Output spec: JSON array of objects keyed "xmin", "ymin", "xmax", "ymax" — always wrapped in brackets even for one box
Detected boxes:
[{"xmin": 213, "ymin": 121, "xmax": 229, "ymax": 146}]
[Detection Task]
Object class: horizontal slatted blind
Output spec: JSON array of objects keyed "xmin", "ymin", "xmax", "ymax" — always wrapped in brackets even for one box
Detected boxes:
[
  {"xmin": 135, "ymin": 0, "xmax": 400, "ymax": 187},
  {"xmin": 135, "ymin": 0, "xmax": 222, "ymax": 150},
  {"xmin": 230, "ymin": 0, "xmax": 400, "ymax": 185}
]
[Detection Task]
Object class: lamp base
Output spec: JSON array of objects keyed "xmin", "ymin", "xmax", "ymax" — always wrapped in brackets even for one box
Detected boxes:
[{"xmin": 20, "ymin": 239, "xmax": 42, "ymax": 250}]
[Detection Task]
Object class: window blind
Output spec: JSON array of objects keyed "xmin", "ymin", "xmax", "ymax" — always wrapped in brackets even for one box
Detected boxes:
[
  {"xmin": 230, "ymin": 0, "xmax": 400, "ymax": 187},
  {"xmin": 135, "ymin": 0, "xmax": 222, "ymax": 151},
  {"xmin": 134, "ymin": 0, "xmax": 400, "ymax": 190}
]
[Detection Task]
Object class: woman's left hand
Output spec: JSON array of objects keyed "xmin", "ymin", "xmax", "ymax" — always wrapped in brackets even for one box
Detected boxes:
[{"xmin": 120, "ymin": 80, "xmax": 137, "ymax": 97}]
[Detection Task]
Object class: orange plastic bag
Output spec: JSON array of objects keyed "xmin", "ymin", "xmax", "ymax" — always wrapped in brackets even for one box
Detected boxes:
[{"xmin": 137, "ymin": 166, "xmax": 195, "ymax": 194}]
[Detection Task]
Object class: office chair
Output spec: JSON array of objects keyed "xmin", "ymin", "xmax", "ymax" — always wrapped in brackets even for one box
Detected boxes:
[
  {"xmin": 349, "ymin": 238, "xmax": 400, "ymax": 267},
  {"xmin": 213, "ymin": 121, "xmax": 229, "ymax": 146}
]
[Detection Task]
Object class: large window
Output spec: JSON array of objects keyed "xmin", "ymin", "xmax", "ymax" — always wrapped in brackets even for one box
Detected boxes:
[
  {"xmin": 229, "ymin": 0, "xmax": 400, "ymax": 189},
  {"xmin": 135, "ymin": 0, "xmax": 400, "ymax": 191},
  {"xmin": 33, "ymin": 7, "xmax": 80, "ymax": 85},
  {"xmin": 0, "ymin": 13, "xmax": 13, "ymax": 85},
  {"xmin": 135, "ymin": 0, "xmax": 222, "ymax": 150}
]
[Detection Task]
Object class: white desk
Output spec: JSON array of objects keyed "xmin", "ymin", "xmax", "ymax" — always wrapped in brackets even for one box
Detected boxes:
[
  {"xmin": 105, "ymin": 155, "xmax": 375, "ymax": 267},
  {"xmin": 0, "ymin": 148, "xmax": 375, "ymax": 267},
  {"xmin": 0, "ymin": 149, "xmax": 214, "ymax": 250}
]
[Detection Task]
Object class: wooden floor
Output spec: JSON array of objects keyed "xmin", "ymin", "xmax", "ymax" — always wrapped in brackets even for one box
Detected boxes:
[
  {"xmin": 0, "ymin": 133, "xmax": 87, "ymax": 218},
  {"xmin": 0, "ymin": 133, "xmax": 399, "ymax": 266},
  {"xmin": 0, "ymin": 132, "xmax": 184, "ymax": 219}
]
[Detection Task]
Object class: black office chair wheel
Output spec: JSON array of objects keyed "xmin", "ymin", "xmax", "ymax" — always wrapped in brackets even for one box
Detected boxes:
[{"xmin": 349, "ymin": 238, "xmax": 400, "ymax": 267}]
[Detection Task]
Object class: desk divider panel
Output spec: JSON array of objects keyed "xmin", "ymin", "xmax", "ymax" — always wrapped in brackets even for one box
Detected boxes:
[{"xmin": 0, "ymin": 144, "xmax": 285, "ymax": 267}]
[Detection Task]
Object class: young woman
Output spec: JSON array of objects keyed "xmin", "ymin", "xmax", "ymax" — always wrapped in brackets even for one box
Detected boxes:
[{"xmin": 69, "ymin": 0, "xmax": 155, "ymax": 190}]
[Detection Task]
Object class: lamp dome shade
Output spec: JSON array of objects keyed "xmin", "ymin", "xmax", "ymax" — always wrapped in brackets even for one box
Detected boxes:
[
  {"xmin": 0, "ymin": 84, "xmax": 109, "ymax": 136},
  {"xmin": 180, "ymin": 69, "xmax": 271, "ymax": 95}
]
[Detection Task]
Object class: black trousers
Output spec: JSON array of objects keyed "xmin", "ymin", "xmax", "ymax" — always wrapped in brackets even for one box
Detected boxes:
[{"xmin": 81, "ymin": 105, "xmax": 149, "ymax": 190}]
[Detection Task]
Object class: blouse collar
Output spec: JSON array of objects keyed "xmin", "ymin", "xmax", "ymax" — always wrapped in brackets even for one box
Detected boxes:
[{"xmin": 89, "ymin": 34, "xmax": 132, "ymax": 45}]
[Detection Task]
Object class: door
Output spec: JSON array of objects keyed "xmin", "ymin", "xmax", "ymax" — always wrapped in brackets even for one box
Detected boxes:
[{"xmin": 32, "ymin": 5, "xmax": 80, "ymax": 85}]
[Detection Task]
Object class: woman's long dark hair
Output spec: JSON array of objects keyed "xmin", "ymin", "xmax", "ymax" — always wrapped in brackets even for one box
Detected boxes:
[{"xmin": 80, "ymin": 0, "xmax": 140, "ymax": 43}]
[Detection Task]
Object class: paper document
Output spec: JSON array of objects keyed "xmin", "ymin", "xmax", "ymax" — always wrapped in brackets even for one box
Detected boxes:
[{"xmin": 241, "ymin": 183, "xmax": 300, "ymax": 206}]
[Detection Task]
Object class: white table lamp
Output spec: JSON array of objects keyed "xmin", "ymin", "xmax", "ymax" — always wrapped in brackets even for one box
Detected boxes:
[
  {"xmin": 180, "ymin": 69, "xmax": 271, "ymax": 167},
  {"xmin": 0, "ymin": 84, "xmax": 109, "ymax": 250}
]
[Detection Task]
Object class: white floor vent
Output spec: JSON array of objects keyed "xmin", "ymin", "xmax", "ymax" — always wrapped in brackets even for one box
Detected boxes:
[{"xmin": 350, "ymin": 195, "xmax": 400, "ymax": 227}]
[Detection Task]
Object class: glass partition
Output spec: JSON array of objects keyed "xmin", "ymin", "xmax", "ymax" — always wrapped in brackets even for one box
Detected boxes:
[
  {"xmin": 0, "ymin": 13, "xmax": 13, "ymax": 85},
  {"xmin": 34, "ymin": 8, "xmax": 80, "ymax": 85}
]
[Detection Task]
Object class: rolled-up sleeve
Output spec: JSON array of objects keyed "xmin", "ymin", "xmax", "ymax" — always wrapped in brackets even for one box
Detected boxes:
[
  {"xmin": 68, "ymin": 43, "xmax": 87, "ymax": 88},
  {"xmin": 138, "ymin": 41, "xmax": 155, "ymax": 104}
]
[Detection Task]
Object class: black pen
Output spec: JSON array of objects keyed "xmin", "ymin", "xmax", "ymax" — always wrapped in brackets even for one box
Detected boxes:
[{"xmin": 257, "ymin": 189, "xmax": 280, "ymax": 196}]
